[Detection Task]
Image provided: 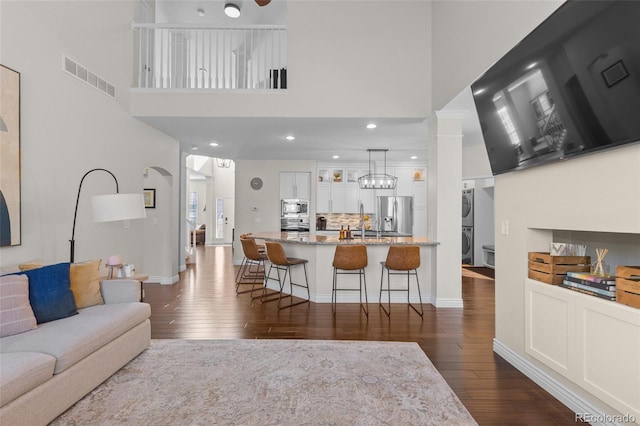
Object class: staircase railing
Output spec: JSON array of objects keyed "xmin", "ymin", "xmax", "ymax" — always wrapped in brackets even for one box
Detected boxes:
[{"xmin": 132, "ymin": 23, "xmax": 287, "ymax": 90}]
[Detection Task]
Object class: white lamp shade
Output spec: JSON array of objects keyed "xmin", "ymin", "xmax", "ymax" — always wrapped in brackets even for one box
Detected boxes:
[{"xmin": 91, "ymin": 193, "xmax": 146, "ymax": 222}]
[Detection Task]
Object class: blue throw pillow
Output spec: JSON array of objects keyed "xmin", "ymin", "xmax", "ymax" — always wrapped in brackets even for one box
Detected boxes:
[{"xmin": 13, "ymin": 262, "xmax": 78, "ymax": 324}]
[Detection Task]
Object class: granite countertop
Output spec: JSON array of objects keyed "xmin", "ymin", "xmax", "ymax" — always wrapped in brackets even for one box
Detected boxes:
[{"xmin": 252, "ymin": 232, "xmax": 439, "ymax": 246}]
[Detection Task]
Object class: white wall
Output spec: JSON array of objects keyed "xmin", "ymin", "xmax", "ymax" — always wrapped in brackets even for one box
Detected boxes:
[
  {"xmin": 431, "ymin": 0, "xmax": 563, "ymax": 111},
  {"xmin": 131, "ymin": 0, "xmax": 432, "ymax": 119},
  {"xmin": 0, "ymin": 1, "xmax": 180, "ymax": 280},
  {"xmin": 462, "ymin": 143, "xmax": 493, "ymax": 180},
  {"xmin": 494, "ymin": 144, "xmax": 640, "ymax": 412},
  {"xmin": 234, "ymin": 159, "xmax": 316, "ymax": 263},
  {"xmin": 433, "ymin": 0, "xmax": 640, "ymax": 414},
  {"xmin": 143, "ymin": 166, "xmax": 177, "ymax": 283}
]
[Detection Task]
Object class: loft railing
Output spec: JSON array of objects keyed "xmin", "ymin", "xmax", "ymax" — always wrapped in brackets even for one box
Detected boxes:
[{"xmin": 132, "ymin": 23, "xmax": 287, "ymax": 90}]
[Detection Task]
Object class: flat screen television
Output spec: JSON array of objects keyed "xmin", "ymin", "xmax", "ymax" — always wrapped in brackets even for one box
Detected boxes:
[{"xmin": 471, "ymin": 0, "xmax": 640, "ymax": 175}]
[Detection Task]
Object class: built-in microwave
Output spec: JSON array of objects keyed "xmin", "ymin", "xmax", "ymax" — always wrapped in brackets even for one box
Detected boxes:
[{"xmin": 281, "ymin": 199, "xmax": 309, "ymax": 217}]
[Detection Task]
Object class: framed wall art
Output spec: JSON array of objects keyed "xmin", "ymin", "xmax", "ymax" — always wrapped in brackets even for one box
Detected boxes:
[
  {"xmin": 143, "ymin": 189, "xmax": 156, "ymax": 209},
  {"xmin": 0, "ymin": 65, "xmax": 21, "ymax": 247}
]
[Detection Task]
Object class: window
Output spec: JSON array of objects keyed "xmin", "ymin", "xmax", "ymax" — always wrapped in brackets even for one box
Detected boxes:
[
  {"xmin": 188, "ymin": 191, "xmax": 198, "ymax": 223},
  {"xmin": 497, "ymin": 107, "xmax": 521, "ymax": 146}
]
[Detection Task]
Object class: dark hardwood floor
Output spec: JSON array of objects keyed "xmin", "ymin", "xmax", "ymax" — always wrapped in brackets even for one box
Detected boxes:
[{"xmin": 145, "ymin": 245, "xmax": 581, "ymax": 425}]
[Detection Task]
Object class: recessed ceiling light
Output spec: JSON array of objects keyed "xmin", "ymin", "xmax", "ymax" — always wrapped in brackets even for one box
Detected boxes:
[
  {"xmin": 224, "ymin": 3, "xmax": 240, "ymax": 18},
  {"xmin": 526, "ymin": 62, "xmax": 538, "ymax": 70},
  {"xmin": 197, "ymin": 8, "xmax": 205, "ymax": 17},
  {"xmin": 209, "ymin": 142, "xmax": 219, "ymax": 147},
  {"xmin": 285, "ymin": 135, "xmax": 295, "ymax": 141},
  {"xmin": 191, "ymin": 146, "xmax": 198, "ymax": 151},
  {"xmin": 366, "ymin": 123, "xmax": 377, "ymax": 129},
  {"xmin": 410, "ymin": 155, "xmax": 418, "ymax": 160},
  {"xmin": 332, "ymin": 155, "xmax": 340, "ymax": 159}
]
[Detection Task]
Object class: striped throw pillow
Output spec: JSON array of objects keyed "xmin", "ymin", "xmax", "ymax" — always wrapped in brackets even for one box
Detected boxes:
[{"xmin": 0, "ymin": 274, "xmax": 37, "ymax": 337}]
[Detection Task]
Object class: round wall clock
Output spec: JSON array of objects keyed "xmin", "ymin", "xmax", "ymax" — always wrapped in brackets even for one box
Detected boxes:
[{"xmin": 250, "ymin": 177, "xmax": 263, "ymax": 190}]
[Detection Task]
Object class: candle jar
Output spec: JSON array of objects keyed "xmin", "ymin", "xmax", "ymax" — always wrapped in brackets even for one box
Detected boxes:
[{"xmin": 590, "ymin": 261, "xmax": 610, "ymax": 276}]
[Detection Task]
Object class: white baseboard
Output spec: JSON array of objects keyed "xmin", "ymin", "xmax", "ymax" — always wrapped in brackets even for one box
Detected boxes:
[
  {"xmin": 493, "ymin": 339, "xmax": 621, "ymax": 426},
  {"xmin": 145, "ymin": 275, "xmax": 179, "ymax": 285},
  {"xmin": 433, "ymin": 298, "xmax": 464, "ymax": 308}
]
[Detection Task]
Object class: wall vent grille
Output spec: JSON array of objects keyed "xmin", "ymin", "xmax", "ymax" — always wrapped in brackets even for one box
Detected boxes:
[{"xmin": 63, "ymin": 56, "xmax": 116, "ymax": 99}]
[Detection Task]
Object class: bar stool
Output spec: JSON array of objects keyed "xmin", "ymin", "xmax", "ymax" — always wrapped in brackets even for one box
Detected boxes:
[
  {"xmin": 379, "ymin": 245, "xmax": 423, "ymax": 317},
  {"xmin": 235, "ymin": 238, "xmax": 268, "ymax": 297},
  {"xmin": 264, "ymin": 241, "xmax": 310, "ymax": 309},
  {"xmin": 240, "ymin": 233, "xmax": 266, "ymax": 253},
  {"xmin": 235, "ymin": 234, "xmax": 266, "ymax": 286},
  {"xmin": 332, "ymin": 244, "xmax": 368, "ymax": 316}
]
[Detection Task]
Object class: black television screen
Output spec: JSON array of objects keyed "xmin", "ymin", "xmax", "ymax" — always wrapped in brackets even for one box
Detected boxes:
[{"xmin": 471, "ymin": 0, "xmax": 640, "ymax": 175}]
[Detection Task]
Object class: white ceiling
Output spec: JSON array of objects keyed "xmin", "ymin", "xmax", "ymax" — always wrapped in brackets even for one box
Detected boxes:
[{"xmin": 145, "ymin": 1, "xmax": 484, "ymax": 164}]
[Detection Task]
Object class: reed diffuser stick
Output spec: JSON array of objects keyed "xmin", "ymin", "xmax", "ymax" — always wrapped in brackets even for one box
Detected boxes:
[{"xmin": 594, "ymin": 248, "xmax": 609, "ymax": 276}]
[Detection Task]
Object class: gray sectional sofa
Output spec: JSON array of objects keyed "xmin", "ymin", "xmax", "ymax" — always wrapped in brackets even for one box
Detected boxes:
[{"xmin": 0, "ymin": 279, "xmax": 151, "ymax": 426}]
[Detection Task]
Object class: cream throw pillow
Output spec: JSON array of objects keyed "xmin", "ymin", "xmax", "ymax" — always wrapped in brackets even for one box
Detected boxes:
[
  {"xmin": 70, "ymin": 259, "xmax": 104, "ymax": 308},
  {"xmin": 0, "ymin": 274, "xmax": 38, "ymax": 337},
  {"xmin": 18, "ymin": 261, "xmax": 44, "ymax": 271}
]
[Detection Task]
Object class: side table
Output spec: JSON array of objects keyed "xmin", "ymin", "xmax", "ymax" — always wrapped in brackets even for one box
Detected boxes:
[{"xmin": 100, "ymin": 273, "xmax": 149, "ymax": 302}]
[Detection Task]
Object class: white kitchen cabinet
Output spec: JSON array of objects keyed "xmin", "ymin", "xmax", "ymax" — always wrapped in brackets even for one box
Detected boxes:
[
  {"xmin": 394, "ymin": 167, "xmax": 414, "ymax": 196},
  {"xmin": 413, "ymin": 207, "xmax": 427, "ymax": 236},
  {"xmin": 316, "ymin": 180, "xmax": 345, "ymax": 213},
  {"xmin": 317, "ymin": 163, "xmax": 425, "ymax": 215},
  {"xmin": 330, "ymin": 184, "xmax": 345, "ymax": 213},
  {"xmin": 344, "ymin": 168, "xmax": 375, "ymax": 214},
  {"xmin": 317, "ymin": 185, "xmax": 330, "ymax": 213},
  {"xmin": 390, "ymin": 167, "xmax": 427, "ymax": 209},
  {"xmin": 280, "ymin": 172, "xmax": 311, "ymax": 199}
]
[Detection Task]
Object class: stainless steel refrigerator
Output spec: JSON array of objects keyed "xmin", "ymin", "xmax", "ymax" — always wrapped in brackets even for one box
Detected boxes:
[{"xmin": 377, "ymin": 196, "xmax": 413, "ymax": 236}]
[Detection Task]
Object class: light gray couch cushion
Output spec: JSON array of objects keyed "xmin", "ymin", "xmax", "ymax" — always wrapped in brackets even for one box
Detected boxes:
[
  {"xmin": 0, "ymin": 352, "xmax": 56, "ymax": 406},
  {"xmin": 0, "ymin": 303, "xmax": 150, "ymax": 374}
]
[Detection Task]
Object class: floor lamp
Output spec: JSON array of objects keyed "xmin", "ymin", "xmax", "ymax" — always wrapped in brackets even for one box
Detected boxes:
[{"xmin": 70, "ymin": 168, "xmax": 146, "ymax": 263}]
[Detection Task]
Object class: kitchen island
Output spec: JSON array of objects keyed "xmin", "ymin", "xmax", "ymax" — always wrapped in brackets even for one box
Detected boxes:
[{"xmin": 251, "ymin": 232, "xmax": 438, "ymax": 305}]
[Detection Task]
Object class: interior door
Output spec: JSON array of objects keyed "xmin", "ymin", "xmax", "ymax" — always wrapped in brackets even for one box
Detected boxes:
[{"xmin": 223, "ymin": 197, "xmax": 235, "ymax": 244}]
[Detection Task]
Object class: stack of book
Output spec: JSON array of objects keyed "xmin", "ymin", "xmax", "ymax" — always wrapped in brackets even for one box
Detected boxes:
[{"xmin": 561, "ymin": 271, "xmax": 616, "ymax": 301}]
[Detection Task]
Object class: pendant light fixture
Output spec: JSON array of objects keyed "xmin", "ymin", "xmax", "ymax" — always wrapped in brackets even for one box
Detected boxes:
[{"xmin": 358, "ymin": 149, "xmax": 397, "ymax": 189}]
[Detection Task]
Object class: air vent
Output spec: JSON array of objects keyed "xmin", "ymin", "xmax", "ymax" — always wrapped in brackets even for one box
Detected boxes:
[{"xmin": 62, "ymin": 56, "xmax": 116, "ymax": 99}]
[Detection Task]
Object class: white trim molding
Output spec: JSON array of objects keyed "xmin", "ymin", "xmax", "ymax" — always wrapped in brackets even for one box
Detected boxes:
[
  {"xmin": 493, "ymin": 339, "xmax": 624, "ymax": 426},
  {"xmin": 146, "ymin": 275, "xmax": 180, "ymax": 285},
  {"xmin": 433, "ymin": 298, "xmax": 464, "ymax": 308}
]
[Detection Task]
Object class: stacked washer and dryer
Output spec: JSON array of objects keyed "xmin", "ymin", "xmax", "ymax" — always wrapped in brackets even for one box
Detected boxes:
[{"xmin": 462, "ymin": 189, "xmax": 474, "ymax": 265}]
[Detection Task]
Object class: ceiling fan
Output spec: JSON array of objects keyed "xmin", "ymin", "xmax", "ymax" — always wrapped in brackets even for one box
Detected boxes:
[{"xmin": 255, "ymin": 0, "xmax": 271, "ymax": 6}]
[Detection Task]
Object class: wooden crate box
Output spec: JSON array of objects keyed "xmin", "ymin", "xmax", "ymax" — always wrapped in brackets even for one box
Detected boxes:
[
  {"xmin": 528, "ymin": 252, "xmax": 591, "ymax": 285},
  {"xmin": 616, "ymin": 265, "xmax": 640, "ymax": 309}
]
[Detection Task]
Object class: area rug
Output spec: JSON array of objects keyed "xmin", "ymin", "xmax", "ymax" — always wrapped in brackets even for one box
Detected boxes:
[{"xmin": 52, "ymin": 339, "xmax": 476, "ymax": 425}]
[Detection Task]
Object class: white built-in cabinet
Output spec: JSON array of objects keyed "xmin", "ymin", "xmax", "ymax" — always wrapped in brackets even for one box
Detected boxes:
[
  {"xmin": 317, "ymin": 167, "xmax": 344, "ymax": 213},
  {"xmin": 525, "ymin": 278, "xmax": 640, "ymax": 420},
  {"xmin": 316, "ymin": 165, "xmax": 427, "ymax": 226},
  {"xmin": 280, "ymin": 172, "xmax": 311, "ymax": 200}
]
